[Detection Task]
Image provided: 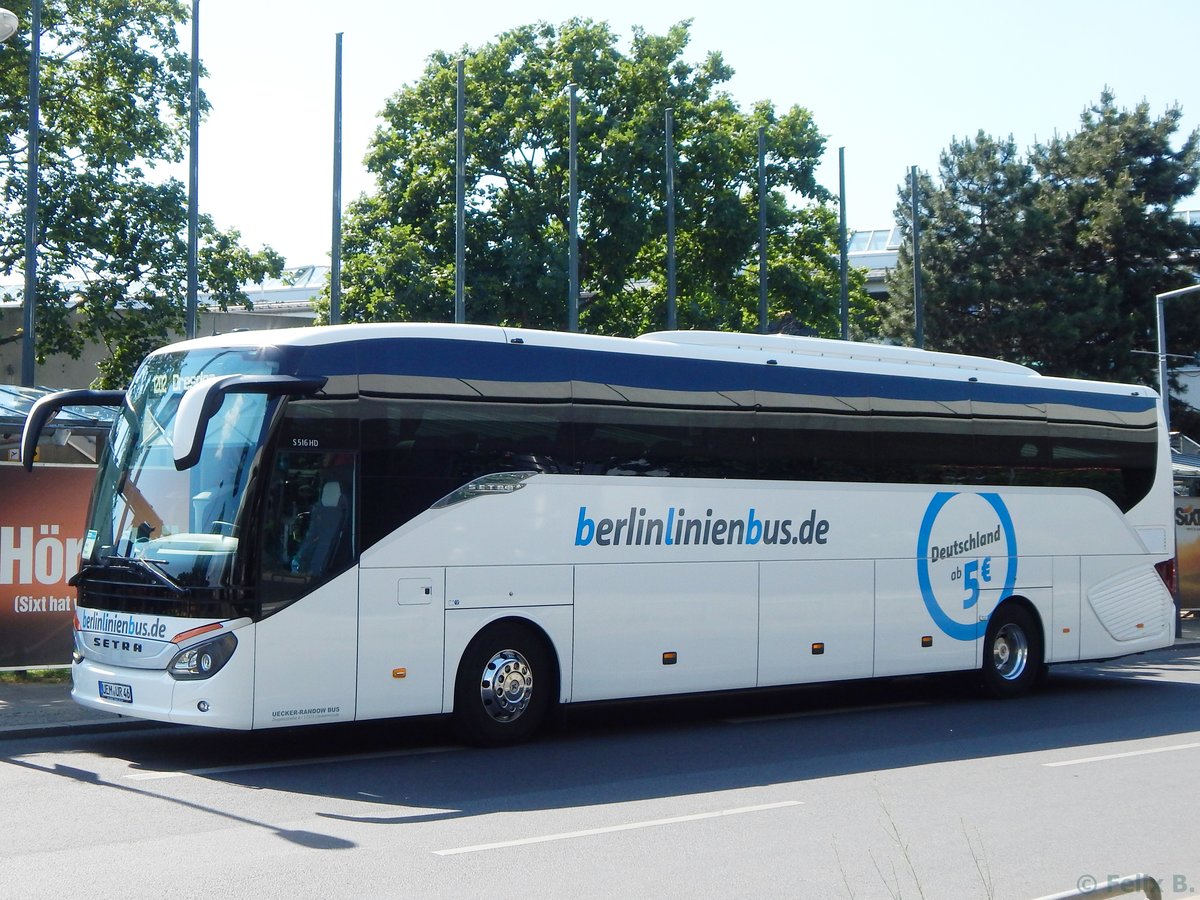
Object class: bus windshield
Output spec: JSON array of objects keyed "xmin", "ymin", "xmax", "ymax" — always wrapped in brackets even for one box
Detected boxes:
[{"xmin": 82, "ymin": 348, "xmax": 281, "ymax": 594}]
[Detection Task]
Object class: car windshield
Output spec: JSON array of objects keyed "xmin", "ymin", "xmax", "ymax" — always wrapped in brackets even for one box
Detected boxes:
[{"xmin": 82, "ymin": 347, "xmax": 281, "ymax": 592}]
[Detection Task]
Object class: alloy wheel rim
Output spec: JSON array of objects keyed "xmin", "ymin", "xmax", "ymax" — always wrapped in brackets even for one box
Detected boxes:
[
  {"xmin": 993, "ymin": 623, "xmax": 1029, "ymax": 681},
  {"xmin": 479, "ymin": 649, "xmax": 533, "ymax": 722}
]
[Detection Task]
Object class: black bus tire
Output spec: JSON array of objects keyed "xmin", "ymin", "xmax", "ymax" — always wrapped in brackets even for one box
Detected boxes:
[
  {"xmin": 981, "ymin": 602, "xmax": 1044, "ymax": 698},
  {"xmin": 453, "ymin": 621, "xmax": 555, "ymax": 746}
]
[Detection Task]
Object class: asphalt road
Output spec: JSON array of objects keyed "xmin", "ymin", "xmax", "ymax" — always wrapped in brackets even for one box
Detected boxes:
[{"xmin": 2, "ymin": 648, "xmax": 1199, "ymax": 900}]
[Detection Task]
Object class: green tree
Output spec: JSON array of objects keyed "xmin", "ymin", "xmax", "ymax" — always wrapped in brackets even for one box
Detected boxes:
[
  {"xmin": 883, "ymin": 91, "xmax": 1200, "ymax": 390},
  {"xmin": 336, "ymin": 19, "xmax": 870, "ymax": 335},
  {"xmin": 878, "ymin": 134, "xmax": 1055, "ymax": 359},
  {"xmin": 0, "ymin": 0, "xmax": 283, "ymax": 387}
]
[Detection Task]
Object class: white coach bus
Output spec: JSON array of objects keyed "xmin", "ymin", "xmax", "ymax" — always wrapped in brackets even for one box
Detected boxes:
[{"xmin": 23, "ymin": 324, "xmax": 1177, "ymax": 744}]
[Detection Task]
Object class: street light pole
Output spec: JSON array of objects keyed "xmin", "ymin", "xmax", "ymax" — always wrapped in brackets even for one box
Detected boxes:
[
  {"xmin": 185, "ymin": 0, "xmax": 199, "ymax": 339},
  {"xmin": 454, "ymin": 57, "xmax": 464, "ymax": 324},
  {"xmin": 330, "ymin": 32, "xmax": 343, "ymax": 326},
  {"xmin": 838, "ymin": 147, "xmax": 849, "ymax": 341},
  {"xmin": 21, "ymin": 0, "xmax": 41, "ymax": 386},
  {"xmin": 567, "ymin": 82, "xmax": 578, "ymax": 333},
  {"xmin": 758, "ymin": 126, "xmax": 767, "ymax": 334},
  {"xmin": 1156, "ymin": 282, "xmax": 1200, "ymax": 437},
  {"xmin": 910, "ymin": 165, "xmax": 924, "ymax": 350},
  {"xmin": 665, "ymin": 107, "xmax": 676, "ymax": 331}
]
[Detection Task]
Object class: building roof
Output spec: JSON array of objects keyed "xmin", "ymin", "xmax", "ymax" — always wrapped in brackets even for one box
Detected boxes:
[
  {"xmin": 0, "ymin": 265, "xmax": 327, "ymax": 313},
  {"xmin": 0, "ymin": 384, "xmax": 117, "ymax": 438}
]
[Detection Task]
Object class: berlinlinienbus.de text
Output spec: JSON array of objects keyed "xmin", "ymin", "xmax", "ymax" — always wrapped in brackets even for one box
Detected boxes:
[{"xmin": 574, "ymin": 506, "xmax": 831, "ymax": 548}]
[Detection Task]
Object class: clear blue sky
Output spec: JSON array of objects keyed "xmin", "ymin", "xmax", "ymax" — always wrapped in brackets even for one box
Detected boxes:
[{"xmin": 195, "ymin": 0, "xmax": 1200, "ymax": 266}]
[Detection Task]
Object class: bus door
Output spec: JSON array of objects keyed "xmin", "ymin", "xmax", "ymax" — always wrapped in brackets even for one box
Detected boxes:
[{"xmin": 251, "ymin": 402, "xmax": 359, "ymax": 728}]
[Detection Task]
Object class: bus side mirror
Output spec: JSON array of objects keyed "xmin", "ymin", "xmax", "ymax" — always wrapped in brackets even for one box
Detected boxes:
[
  {"xmin": 173, "ymin": 375, "xmax": 327, "ymax": 471},
  {"xmin": 21, "ymin": 389, "xmax": 126, "ymax": 471}
]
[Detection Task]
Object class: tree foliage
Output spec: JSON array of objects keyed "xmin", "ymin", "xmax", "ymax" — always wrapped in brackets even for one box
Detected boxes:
[
  {"xmin": 337, "ymin": 19, "xmax": 870, "ymax": 336},
  {"xmin": 882, "ymin": 91, "xmax": 1200, "ymax": 392},
  {"xmin": 0, "ymin": 0, "xmax": 283, "ymax": 387}
]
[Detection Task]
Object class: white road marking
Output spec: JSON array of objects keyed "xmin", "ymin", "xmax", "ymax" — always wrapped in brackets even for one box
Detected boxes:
[
  {"xmin": 1043, "ymin": 742, "xmax": 1200, "ymax": 768},
  {"xmin": 433, "ymin": 800, "xmax": 803, "ymax": 856},
  {"xmin": 124, "ymin": 745, "xmax": 460, "ymax": 780}
]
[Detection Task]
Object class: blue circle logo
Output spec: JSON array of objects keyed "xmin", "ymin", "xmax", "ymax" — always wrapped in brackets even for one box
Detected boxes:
[{"xmin": 916, "ymin": 492, "xmax": 1017, "ymax": 641}]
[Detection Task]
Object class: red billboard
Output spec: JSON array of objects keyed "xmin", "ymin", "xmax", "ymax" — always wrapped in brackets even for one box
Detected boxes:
[
  {"xmin": 1177, "ymin": 495, "xmax": 1200, "ymax": 611},
  {"xmin": 0, "ymin": 463, "xmax": 95, "ymax": 669}
]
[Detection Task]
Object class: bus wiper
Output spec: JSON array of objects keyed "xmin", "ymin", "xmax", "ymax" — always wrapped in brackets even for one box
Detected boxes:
[
  {"xmin": 71, "ymin": 554, "xmax": 186, "ymax": 595},
  {"xmin": 118, "ymin": 555, "xmax": 186, "ymax": 594}
]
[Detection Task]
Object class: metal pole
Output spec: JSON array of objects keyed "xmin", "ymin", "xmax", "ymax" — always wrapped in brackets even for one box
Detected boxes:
[
  {"xmin": 1158, "ymin": 290, "xmax": 1177, "ymax": 641},
  {"xmin": 329, "ymin": 32, "xmax": 343, "ymax": 325},
  {"xmin": 1155, "ymin": 282, "xmax": 1200, "ymax": 437},
  {"xmin": 758, "ymin": 126, "xmax": 768, "ymax": 335},
  {"xmin": 21, "ymin": 0, "xmax": 41, "ymax": 386},
  {"xmin": 1155, "ymin": 281, "xmax": 1200, "ymax": 643},
  {"xmin": 1029, "ymin": 872, "xmax": 1162, "ymax": 900},
  {"xmin": 911, "ymin": 165, "xmax": 924, "ymax": 349},
  {"xmin": 567, "ymin": 83, "xmax": 579, "ymax": 332},
  {"xmin": 838, "ymin": 147, "xmax": 849, "ymax": 342},
  {"xmin": 665, "ymin": 107, "xmax": 677, "ymax": 331},
  {"xmin": 1158, "ymin": 292, "xmax": 1170, "ymax": 436},
  {"xmin": 454, "ymin": 57, "xmax": 465, "ymax": 324},
  {"xmin": 185, "ymin": 0, "xmax": 199, "ymax": 340}
]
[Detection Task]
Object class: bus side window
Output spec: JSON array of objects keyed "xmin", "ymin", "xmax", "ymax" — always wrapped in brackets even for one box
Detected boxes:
[
  {"xmin": 294, "ymin": 479, "xmax": 350, "ymax": 576},
  {"xmin": 259, "ymin": 451, "xmax": 356, "ymax": 616}
]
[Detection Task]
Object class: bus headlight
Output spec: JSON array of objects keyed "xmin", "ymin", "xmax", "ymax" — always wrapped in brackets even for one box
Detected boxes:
[{"xmin": 169, "ymin": 633, "xmax": 237, "ymax": 681}]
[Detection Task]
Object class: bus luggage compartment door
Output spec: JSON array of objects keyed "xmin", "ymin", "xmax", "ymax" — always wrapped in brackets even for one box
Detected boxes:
[
  {"xmin": 873, "ymin": 559, "xmax": 978, "ymax": 677},
  {"xmin": 572, "ymin": 561, "xmax": 758, "ymax": 702},
  {"xmin": 758, "ymin": 560, "xmax": 875, "ymax": 686},
  {"xmin": 356, "ymin": 567, "xmax": 446, "ymax": 720}
]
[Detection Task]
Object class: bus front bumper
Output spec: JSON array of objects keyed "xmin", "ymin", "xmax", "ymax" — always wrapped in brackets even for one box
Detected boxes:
[{"xmin": 72, "ymin": 652, "xmax": 254, "ymax": 730}]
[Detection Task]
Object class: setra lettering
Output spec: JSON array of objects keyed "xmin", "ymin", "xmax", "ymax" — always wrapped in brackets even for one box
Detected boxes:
[{"xmin": 93, "ymin": 637, "xmax": 145, "ymax": 653}]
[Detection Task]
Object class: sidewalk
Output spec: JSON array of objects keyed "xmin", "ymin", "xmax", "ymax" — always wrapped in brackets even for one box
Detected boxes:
[
  {"xmin": 0, "ymin": 678, "xmax": 142, "ymax": 738},
  {"xmin": 3, "ymin": 616, "xmax": 1200, "ymax": 740}
]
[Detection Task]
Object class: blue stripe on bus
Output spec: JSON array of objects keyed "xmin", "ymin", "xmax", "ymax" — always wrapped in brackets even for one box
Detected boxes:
[{"xmin": 290, "ymin": 337, "xmax": 1155, "ymax": 415}]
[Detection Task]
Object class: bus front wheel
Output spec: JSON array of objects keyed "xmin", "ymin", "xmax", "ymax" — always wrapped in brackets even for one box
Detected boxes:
[
  {"xmin": 981, "ymin": 603, "xmax": 1043, "ymax": 698},
  {"xmin": 453, "ymin": 621, "xmax": 554, "ymax": 746}
]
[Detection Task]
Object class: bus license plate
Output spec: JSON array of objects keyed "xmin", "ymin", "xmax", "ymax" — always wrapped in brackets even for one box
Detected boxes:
[{"xmin": 99, "ymin": 680, "xmax": 133, "ymax": 703}]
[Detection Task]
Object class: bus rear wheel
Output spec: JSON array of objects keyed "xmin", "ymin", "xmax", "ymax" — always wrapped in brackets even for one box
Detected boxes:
[
  {"xmin": 981, "ymin": 603, "xmax": 1043, "ymax": 698},
  {"xmin": 453, "ymin": 622, "xmax": 554, "ymax": 746}
]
